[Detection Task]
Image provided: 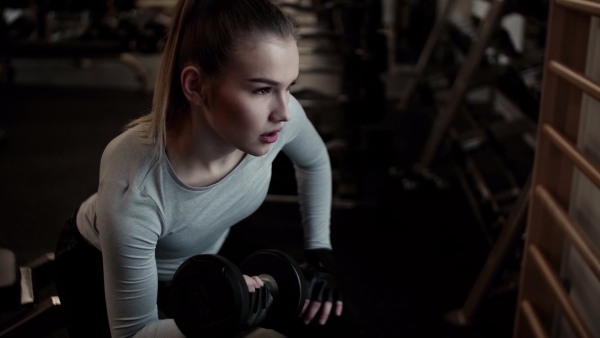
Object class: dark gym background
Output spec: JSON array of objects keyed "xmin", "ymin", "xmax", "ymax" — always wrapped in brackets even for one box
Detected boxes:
[{"xmin": 1, "ymin": 0, "xmax": 547, "ymax": 337}]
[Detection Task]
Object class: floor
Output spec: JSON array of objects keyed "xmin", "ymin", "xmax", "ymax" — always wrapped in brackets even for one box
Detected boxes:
[{"xmin": 0, "ymin": 5, "xmax": 520, "ymax": 338}]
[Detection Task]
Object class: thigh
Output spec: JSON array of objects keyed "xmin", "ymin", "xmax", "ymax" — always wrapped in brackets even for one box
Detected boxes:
[{"xmin": 269, "ymin": 300, "xmax": 361, "ymax": 338}]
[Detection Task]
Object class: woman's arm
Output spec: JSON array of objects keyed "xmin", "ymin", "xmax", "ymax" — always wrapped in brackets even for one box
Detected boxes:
[
  {"xmin": 97, "ymin": 180, "xmax": 185, "ymax": 338},
  {"xmin": 281, "ymin": 96, "xmax": 333, "ymax": 250},
  {"xmin": 281, "ymin": 96, "xmax": 345, "ymax": 325}
]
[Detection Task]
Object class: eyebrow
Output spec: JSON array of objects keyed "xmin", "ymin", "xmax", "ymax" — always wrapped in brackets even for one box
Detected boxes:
[{"xmin": 248, "ymin": 75, "xmax": 299, "ymax": 86}]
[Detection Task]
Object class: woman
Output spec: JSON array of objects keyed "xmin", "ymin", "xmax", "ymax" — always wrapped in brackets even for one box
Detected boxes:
[{"xmin": 54, "ymin": 0, "xmax": 358, "ymax": 337}]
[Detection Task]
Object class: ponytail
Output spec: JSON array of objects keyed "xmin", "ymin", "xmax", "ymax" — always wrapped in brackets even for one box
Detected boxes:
[{"xmin": 127, "ymin": 0, "xmax": 196, "ymax": 160}]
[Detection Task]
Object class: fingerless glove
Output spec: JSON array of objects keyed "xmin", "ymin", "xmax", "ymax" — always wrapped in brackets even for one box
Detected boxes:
[{"xmin": 302, "ymin": 249, "xmax": 342, "ymax": 303}]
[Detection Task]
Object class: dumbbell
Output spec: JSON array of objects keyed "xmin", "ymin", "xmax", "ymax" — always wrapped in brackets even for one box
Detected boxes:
[{"xmin": 168, "ymin": 249, "xmax": 306, "ymax": 338}]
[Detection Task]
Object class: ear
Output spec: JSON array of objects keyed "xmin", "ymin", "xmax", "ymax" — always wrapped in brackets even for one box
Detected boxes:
[{"xmin": 181, "ymin": 65, "xmax": 205, "ymax": 106}]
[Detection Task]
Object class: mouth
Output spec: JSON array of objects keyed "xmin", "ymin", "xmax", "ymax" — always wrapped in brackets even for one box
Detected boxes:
[{"xmin": 259, "ymin": 128, "xmax": 282, "ymax": 144}]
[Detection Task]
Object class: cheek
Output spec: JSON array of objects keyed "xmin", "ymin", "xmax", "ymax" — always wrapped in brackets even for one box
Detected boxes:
[
  {"xmin": 211, "ymin": 86, "xmax": 266, "ymax": 133},
  {"xmin": 212, "ymin": 91, "xmax": 241, "ymax": 120},
  {"xmin": 219, "ymin": 97, "xmax": 259, "ymax": 130},
  {"xmin": 237, "ymin": 107, "xmax": 263, "ymax": 133}
]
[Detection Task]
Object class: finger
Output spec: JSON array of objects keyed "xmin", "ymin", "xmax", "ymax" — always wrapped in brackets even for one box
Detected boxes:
[
  {"xmin": 319, "ymin": 301, "xmax": 333, "ymax": 325},
  {"xmin": 250, "ymin": 275, "xmax": 264, "ymax": 288},
  {"xmin": 299, "ymin": 299, "xmax": 309, "ymax": 316},
  {"xmin": 242, "ymin": 275, "xmax": 258, "ymax": 292},
  {"xmin": 303, "ymin": 301, "xmax": 322, "ymax": 325},
  {"xmin": 243, "ymin": 275, "xmax": 264, "ymax": 292},
  {"xmin": 335, "ymin": 301, "xmax": 343, "ymax": 317}
]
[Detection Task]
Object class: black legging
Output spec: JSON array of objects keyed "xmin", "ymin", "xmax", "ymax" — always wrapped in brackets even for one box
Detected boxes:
[
  {"xmin": 54, "ymin": 214, "xmax": 360, "ymax": 338},
  {"xmin": 54, "ymin": 212, "xmax": 110, "ymax": 338}
]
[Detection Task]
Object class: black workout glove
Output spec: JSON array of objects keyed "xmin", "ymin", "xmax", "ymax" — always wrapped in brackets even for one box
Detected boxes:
[{"xmin": 301, "ymin": 249, "xmax": 342, "ymax": 304}]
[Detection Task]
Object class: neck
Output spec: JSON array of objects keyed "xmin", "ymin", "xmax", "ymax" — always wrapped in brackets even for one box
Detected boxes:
[{"xmin": 166, "ymin": 108, "xmax": 244, "ymax": 187}]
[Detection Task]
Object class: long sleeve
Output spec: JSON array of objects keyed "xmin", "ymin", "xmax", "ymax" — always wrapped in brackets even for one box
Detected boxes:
[
  {"xmin": 96, "ymin": 180, "xmax": 186, "ymax": 338},
  {"xmin": 282, "ymin": 96, "xmax": 333, "ymax": 250}
]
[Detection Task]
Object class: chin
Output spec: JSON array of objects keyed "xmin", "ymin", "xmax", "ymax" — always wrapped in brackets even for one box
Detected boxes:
[{"xmin": 245, "ymin": 144, "xmax": 271, "ymax": 157}]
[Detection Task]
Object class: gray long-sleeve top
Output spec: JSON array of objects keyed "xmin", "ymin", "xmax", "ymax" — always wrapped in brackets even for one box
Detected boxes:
[{"xmin": 76, "ymin": 96, "xmax": 332, "ymax": 337}]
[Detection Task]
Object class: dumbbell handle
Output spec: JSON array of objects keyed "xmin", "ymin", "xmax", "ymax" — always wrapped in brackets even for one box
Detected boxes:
[
  {"xmin": 240, "ymin": 249, "xmax": 306, "ymax": 328},
  {"xmin": 243, "ymin": 274, "xmax": 279, "ymax": 328},
  {"xmin": 258, "ymin": 274, "xmax": 278, "ymax": 298}
]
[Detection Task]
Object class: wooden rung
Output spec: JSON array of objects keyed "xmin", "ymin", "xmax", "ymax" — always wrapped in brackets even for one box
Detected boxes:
[
  {"xmin": 529, "ymin": 244, "xmax": 593, "ymax": 338},
  {"xmin": 535, "ymin": 185, "xmax": 600, "ymax": 281},
  {"xmin": 549, "ymin": 61, "xmax": 600, "ymax": 102},
  {"xmin": 556, "ymin": 0, "xmax": 600, "ymax": 16},
  {"xmin": 521, "ymin": 299, "xmax": 550, "ymax": 338},
  {"xmin": 542, "ymin": 124, "xmax": 600, "ymax": 188}
]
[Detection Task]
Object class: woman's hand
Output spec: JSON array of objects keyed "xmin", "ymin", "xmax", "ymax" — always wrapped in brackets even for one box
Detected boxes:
[
  {"xmin": 243, "ymin": 274, "xmax": 264, "ymax": 292},
  {"xmin": 242, "ymin": 274, "xmax": 275, "ymax": 328},
  {"xmin": 299, "ymin": 249, "xmax": 344, "ymax": 325},
  {"xmin": 300, "ymin": 296, "xmax": 343, "ymax": 325}
]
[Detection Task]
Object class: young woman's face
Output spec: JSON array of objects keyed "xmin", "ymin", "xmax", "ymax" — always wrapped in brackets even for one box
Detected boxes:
[{"xmin": 203, "ymin": 37, "xmax": 299, "ymax": 157}]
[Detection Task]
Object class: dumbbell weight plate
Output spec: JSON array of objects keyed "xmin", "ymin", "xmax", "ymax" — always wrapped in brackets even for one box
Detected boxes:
[
  {"xmin": 169, "ymin": 255, "xmax": 249, "ymax": 338},
  {"xmin": 240, "ymin": 250, "xmax": 306, "ymax": 326}
]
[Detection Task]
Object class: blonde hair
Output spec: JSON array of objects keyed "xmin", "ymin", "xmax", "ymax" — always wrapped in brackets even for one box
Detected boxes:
[{"xmin": 128, "ymin": 0, "xmax": 299, "ymax": 159}]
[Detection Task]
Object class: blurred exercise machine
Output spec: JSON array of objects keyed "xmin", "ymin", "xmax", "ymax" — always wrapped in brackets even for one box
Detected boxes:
[
  {"xmin": 0, "ymin": 248, "xmax": 63, "ymax": 338},
  {"xmin": 393, "ymin": 0, "xmax": 546, "ymax": 241},
  {"xmin": 0, "ymin": 0, "xmax": 174, "ymax": 93},
  {"xmin": 390, "ymin": 0, "xmax": 549, "ymax": 326}
]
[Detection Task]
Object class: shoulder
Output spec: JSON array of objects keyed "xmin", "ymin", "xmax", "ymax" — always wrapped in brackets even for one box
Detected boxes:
[
  {"xmin": 99, "ymin": 123, "xmax": 158, "ymax": 183},
  {"xmin": 103, "ymin": 123, "xmax": 153, "ymax": 156}
]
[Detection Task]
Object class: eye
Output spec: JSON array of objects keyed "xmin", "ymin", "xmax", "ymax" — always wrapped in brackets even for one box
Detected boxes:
[
  {"xmin": 253, "ymin": 87, "xmax": 271, "ymax": 95},
  {"xmin": 287, "ymin": 81, "xmax": 296, "ymax": 91}
]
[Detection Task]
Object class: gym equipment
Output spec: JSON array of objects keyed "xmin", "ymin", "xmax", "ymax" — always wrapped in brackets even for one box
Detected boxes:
[
  {"xmin": 401, "ymin": 0, "xmax": 437, "ymax": 64},
  {"xmin": 0, "ymin": 0, "xmax": 165, "ymax": 92},
  {"xmin": 412, "ymin": 0, "xmax": 508, "ymax": 174},
  {"xmin": 388, "ymin": 0, "xmax": 548, "ymax": 328},
  {"xmin": 403, "ymin": 0, "xmax": 545, "ymax": 174},
  {"xmin": 0, "ymin": 249, "xmax": 21, "ymax": 312},
  {"xmin": 240, "ymin": 249, "xmax": 306, "ymax": 328},
  {"xmin": 168, "ymin": 249, "xmax": 305, "ymax": 338},
  {"xmin": 0, "ymin": 248, "xmax": 64, "ymax": 338},
  {"xmin": 168, "ymin": 255, "xmax": 249, "ymax": 338},
  {"xmin": 513, "ymin": 2, "xmax": 600, "ymax": 336},
  {"xmin": 398, "ymin": 1, "xmax": 543, "ymax": 160},
  {"xmin": 396, "ymin": 0, "xmax": 458, "ymax": 112},
  {"xmin": 117, "ymin": 8, "xmax": 170, "ymax": 54},
  {"xmin": 394, "ymin": 0, "xmax": 541, "ymax": 209},
  {"xmin": 446, "ymin": 174, "xmax": 530, "ymax": 326}
]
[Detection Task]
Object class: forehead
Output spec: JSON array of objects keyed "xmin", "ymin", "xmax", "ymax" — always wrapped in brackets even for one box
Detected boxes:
[{"xmin": 225, "ymin": 36, "xmax": 299, "ymax": 80}]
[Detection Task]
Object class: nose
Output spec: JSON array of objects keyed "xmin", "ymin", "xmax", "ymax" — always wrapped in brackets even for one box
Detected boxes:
[{"xmin": 270, "ymin": 92, "xmax": 291, "ymax": 122}]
